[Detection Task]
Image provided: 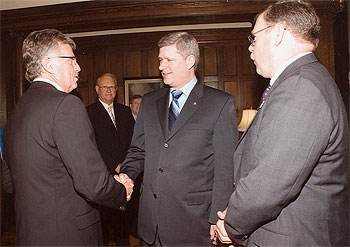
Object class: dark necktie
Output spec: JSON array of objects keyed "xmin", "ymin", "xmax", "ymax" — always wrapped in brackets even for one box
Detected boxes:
[
  {"xmin": 168, "ymin": 90, "xmax": 183, "ymax": 133},
  {"xmin": 258, "ymin": 84, "xmax": 271, "ymax": 109}
]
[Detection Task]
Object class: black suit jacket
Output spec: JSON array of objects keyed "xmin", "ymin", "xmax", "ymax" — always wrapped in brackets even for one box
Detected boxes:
[
  {"xmin": 3, "ymin": 82, "xmax": 127, "ymax": 246},
  {"xmin": 121, "ymin": 82, "xmax": 239, "ymax": 246},
  {"xmin": 87, "ymin": 100, "xmax": 134, "ymax": 175}
]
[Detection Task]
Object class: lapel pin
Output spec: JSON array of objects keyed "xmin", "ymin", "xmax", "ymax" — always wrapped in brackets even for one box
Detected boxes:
[{"xmin": 193, "ymin": 101, "xmax": 197, "ymax": 106}]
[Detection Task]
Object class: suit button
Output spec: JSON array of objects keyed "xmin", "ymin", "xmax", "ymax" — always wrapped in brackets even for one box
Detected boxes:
[
  {"xmin": 159, "ymin": 168, "xmax": 164, "ymax": 173},
  {"xmin": 242, "ymin": 235, "xmax": 248, "ymax": 241},
  {"xmin": 164, "ymin": 143, "xmax": 168, "ymax": 148},
  {"xmin": 154, "ymin": 194, "xmax": 157, "ymax": 199}
]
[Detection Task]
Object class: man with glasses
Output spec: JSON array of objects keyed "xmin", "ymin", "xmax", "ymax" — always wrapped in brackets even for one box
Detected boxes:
[
  {"xmin": 87, "ymin": 73, "xmax": 135, "ymax": 246},
  {"xmin": 214, "ymin": 0, "xmax": 349, "ymax": 246},
  {"xmin": 3, "ymin": 29, "xmax": 133, "ymax": 246}
]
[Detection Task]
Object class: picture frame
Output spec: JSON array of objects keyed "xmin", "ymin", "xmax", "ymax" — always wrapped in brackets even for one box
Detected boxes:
[{"xmin": 124, "ymin": 78, "xmax": 164, "ymax": 105}]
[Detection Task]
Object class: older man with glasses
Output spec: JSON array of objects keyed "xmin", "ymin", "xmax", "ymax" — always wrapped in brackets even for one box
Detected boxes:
[
  {"xmin": 3, "ymin": 29, "xmax": 133, "ymax": 246},
  {"xmin": 214, "ymin": 0, "xmax": 349, "ymax": 246},
  {"xmin": 87, "ymin": 72, "xmax": 135, "ymax": 246}
]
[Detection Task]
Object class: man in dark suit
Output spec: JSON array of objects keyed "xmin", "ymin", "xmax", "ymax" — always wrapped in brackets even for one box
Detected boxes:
[
  {"xmin": 87, "ymin": 73, "xmax": 135, "ymax": 245},
  {"xmin": 214, "ymin": 1, "xmax": 349, "ymax": 246},
  {"xmin": 3, "ymin": 29, "xmax": 133, "ymax": 246},
  {"xmin": 120, "ymin": 31, "xmax": 239, "ymax": 246}
]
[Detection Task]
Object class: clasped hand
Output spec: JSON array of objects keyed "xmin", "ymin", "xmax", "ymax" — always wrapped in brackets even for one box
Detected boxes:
[
  {"xmin": 213, "ymin": 208, "xmax": 235, "ymax": 246},
  {"xmin": 114, "ymin": 173, "xmax": 134, "ymax": 202}
]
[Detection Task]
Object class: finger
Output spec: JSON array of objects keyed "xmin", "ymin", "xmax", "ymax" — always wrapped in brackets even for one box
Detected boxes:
[
  {"xmin": 217, "ymin": 211, "xmax": 225, "ymax": 220},
  {"xmin": 119, "ymin": 174, "xmax": 127, "ymax": 183},
  {"xmin": 114, "ymin": 175, "xmax": 121, "ymax": 183}
]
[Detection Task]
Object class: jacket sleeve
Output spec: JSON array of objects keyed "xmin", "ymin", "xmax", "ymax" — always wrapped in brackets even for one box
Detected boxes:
[
  {"xmin": 53, "ymin": 95, "xmax": 126, "ymax": 209},
  {"xmin": 209, "ymin": 94, "xmax": 238, "ymax": 224}
]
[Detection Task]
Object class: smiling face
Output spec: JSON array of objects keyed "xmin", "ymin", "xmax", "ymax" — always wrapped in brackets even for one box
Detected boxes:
[
  {"xmin": 130, "ymin": 97, "xmax": 142, "ymax": 116},
  {"xmin": 158, "ymin": 44, "xmax": 195, "ymax": 89},
  {"xmin": 48, "ymin": 42, "xmax": 81, "ymax": 93},
  {"xmin": 248, "ymin": 13, "xmax": 275, "ymax": 79},
  {"xmin": 95, "ymin": 75, "xmax": 117, "ymax": 105}
]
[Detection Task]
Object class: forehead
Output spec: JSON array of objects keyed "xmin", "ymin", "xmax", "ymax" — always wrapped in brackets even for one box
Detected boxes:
[
  {"xmin": 159, "ymin": 44, "xmax": 181, "ymax": 57},
  {"xmin": 99, "ymin": 76, "xmax": 116, "ymax": 85},
  {"xmin": 132, "ymin": 98, "xmax": 142, "ymax": 103},
  {"xmin": 253, "ymin": 14, "xmax": 268, "ymax": 31},
  {"xmin": 57, "ymin": 42, "xmax": 74, "ymax": 55}
]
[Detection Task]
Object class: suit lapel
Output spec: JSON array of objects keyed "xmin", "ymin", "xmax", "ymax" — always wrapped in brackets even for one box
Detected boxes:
[
  {"xmin": 166, "ymin": 82, "xmax": 203, "ymax": 140},
  {"xmin": 96, "ymin": 100, "xmax": 117, "ymax": 131},
  {"xmin": 236, "ymin": 53, "xmax": 318, "ymax": 148},
  {"xmin": 156, "ymin": 89, "xmax": 170, "ymax": 138}
]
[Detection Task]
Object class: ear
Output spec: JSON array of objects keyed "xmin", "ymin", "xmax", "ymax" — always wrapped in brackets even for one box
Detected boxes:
[
  {"xmin": 186, "ymin": 55, "xmax": 195, "ymax": 69},
  {"xmin": 274, "ymin": 24, "xmax": 286, "ymax": 46},
  {"xmin": 95, "ymin": 85, "xmax": 99, "ymax": 95},
  {"xmin": 41, "ymin": 57, "xmax": 54, "ymax": 74}
]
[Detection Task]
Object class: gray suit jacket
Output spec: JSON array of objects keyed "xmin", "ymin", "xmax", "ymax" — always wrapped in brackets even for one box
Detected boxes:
[
  {"xmin": 3, "ymin": 82, "xmax": 127, "ymax": 246},
  {"xmin": 121, "ymin": 81, "xmax": 239, "ymax": 246},
  {"xmin": 225, "ymin": 53, "xmax": 349, "ymax": 246}
]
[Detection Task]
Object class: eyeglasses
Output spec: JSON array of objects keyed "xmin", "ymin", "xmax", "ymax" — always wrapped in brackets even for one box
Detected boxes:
[
  {"xmin": 46, "ymin": 56, "xmax": 77, "ymax": 62},
  {"xmin": 98, "ymin": 86, "xmax": 116, "ymax": 91},
  {"xmin": 248, "ymin": 25, "xmax": 273, "ymax": 46}
]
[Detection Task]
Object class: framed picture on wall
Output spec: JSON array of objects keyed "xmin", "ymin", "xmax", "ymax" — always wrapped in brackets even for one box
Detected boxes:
[{"xmin": 124, "ymin": 78, "xmax": 164, "ymax": 105}]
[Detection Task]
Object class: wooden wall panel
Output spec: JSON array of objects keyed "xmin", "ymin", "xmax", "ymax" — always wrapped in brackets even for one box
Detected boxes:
[
  {"xmin": 203, "ymin": 47, "xmax": 218, "ymax": 76},
  {"xmin": 110, "ymin": 49, "xmax": 125, "ymax": 83},
  {"xmin": 147, "ymin": 49, "xmax": 161, "ymax": 77},
  {"xmin": 223, "ymin": 46, "xmax": 237, "ymax": 76},
  {"xmin": 124, "ymin": 50, "xmax": 142, "ymax": 78}
]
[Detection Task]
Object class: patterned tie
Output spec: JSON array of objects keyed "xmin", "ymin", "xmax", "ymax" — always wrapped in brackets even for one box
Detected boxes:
[
  {"xmin": 258, "ymin": 84, "xmax": 271, "ymax": 109},
  {"xmin": 168, "ymin": 90, "xmax": 183, "ymax": 133},
  {"xmin": 107, "ymin": 105, "xmax": 116, "ymax": 127}
]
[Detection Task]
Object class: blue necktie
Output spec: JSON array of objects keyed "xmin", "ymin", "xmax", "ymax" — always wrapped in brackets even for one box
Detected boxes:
[{"xmin": 168, "ymin": 90, "xmax": 183, "ymax": 133}]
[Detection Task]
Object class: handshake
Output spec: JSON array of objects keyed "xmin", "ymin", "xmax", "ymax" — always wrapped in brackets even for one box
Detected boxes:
[{"xmin": 114, "ymin": 171, "xmax": 134, "ymax": 202}]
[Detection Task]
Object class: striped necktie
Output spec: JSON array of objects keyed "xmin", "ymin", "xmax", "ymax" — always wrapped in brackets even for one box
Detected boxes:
[
  {"xmin": 107, "ymin": 105, "xmax": 116, "ymax": 127},
  {"xmin": 258, "ymin": 84, "xmax": 271, "ymax": 109},
  {"xmin": 168, "ymin": 90, "xmax": 183, "ymax": 134}
]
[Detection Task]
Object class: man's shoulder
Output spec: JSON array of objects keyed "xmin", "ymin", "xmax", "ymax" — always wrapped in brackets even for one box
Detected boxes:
[
  {"xmin": 202, "ymin": 84, "xmax": 232, "ymax": 99},
  {"xmin": 86, "ymin": 100, "xmax": 101, "ymax": 112}
]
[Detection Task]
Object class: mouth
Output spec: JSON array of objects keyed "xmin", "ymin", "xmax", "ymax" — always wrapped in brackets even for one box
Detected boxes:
[{"xmin": 161, "ymin": 71, "xmax": 171, "ymax": 77}]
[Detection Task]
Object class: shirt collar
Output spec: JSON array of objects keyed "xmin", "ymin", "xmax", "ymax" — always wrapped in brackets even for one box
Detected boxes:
[
  {"xmin": 99, "ymin": 99, "xmax": 114, "ymax": 109},
  {"xmin": 33, "ymin": 78, "xmax": 64, "ymax": 92},
  {"xmin": 270, "ymin": 52, "xmax": 312, "ymax": 86},
  {"xmin": 171, "ymin": 76, "xmax": 197, "ymax": 96}
]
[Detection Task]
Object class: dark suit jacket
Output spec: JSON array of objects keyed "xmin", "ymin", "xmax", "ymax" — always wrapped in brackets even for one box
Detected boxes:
[
  {"xmin": 224, "ymin": 53, "xmax": 349, "ymax": 246},
  {"xmin": 86, "ymin": 100, "xmax": 134, "ymax": 175},
  {"xmin": 3, "ymin": 82, "xmax": 127, "ymax": 246},
  {"xmin": 121, "ymin": 81, "xmax": 239, "ymax": 246}
]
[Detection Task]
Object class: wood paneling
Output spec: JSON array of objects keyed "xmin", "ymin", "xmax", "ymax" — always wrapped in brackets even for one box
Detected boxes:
[{"xmin": 0, "ymin": 0, "xmax": 347, "ymax": 129}]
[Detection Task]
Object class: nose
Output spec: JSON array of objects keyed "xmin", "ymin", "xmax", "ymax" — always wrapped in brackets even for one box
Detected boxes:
[
  {"xmin": 159, "ymin": 59, "xmax": 167, "ymax": 71},
  {"xmin": 74, "ymin": 60, "xmax": 81, "ymax": 72}
]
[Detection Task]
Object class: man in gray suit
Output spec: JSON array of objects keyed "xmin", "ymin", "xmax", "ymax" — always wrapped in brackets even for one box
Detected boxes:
[
  {"xmin": 214, "ymin": 1, "xmax": 349, "ymax": 246},
  {"xmin": 120, "ymin": 32, "xmax": 239, "ymax": 246},
  {"xmin": 3, "ymin": 29, "xmax": 133, "ymax": 246}
]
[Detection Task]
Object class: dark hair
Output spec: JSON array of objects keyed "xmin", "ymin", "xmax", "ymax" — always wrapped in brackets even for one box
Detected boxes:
[
  {"xmin": 22, "ymin": 29, "xmax": 76, "ymax": 82},
  {"xmin": 96, "ymin": 73, "xmax": 117, "ymax": 86},
  {"xmin": 130, "ymin": 94, "xmax": 143, "ymax": 103},
  {"xmin": 259, "ymin": 0, "xmax": 320, "ymax": 47},
  {"xmin": 158, "ymin": 32, "xmax": 200, "ymax": 70}
]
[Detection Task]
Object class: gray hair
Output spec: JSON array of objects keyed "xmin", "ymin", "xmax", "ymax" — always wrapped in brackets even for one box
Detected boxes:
[
  {"xmin": 22, "ymin": 29, "xmax": 76, "ymax": 82},
  {"xmin": 158, "ymin": 32, "xmax": 200, "ymax": 70},
  {"xmin": 96, "ymin": 73, "xmax": 117, "ymax": 86},
  {"xmin": 259, "ymin": 0, "xmax": 320, "ymax": 47}
]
